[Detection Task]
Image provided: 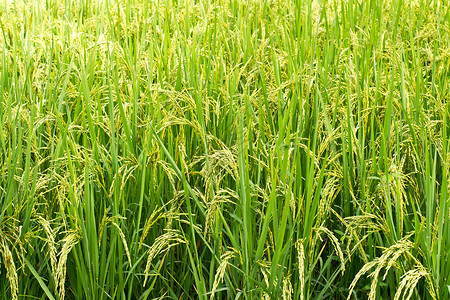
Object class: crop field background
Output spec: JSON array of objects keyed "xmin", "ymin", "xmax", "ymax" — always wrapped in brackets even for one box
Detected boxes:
[{"xmin": 0, "ymin": 0, "xmax": 449, "ymax": 299}]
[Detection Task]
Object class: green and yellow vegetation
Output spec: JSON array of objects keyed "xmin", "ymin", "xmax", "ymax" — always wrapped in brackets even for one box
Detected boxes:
[{"xmin": 0, "ymin": 0, "xmax": 449, "ymax": 298}]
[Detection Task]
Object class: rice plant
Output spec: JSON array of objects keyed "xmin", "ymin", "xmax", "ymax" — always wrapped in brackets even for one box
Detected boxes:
[{"xmin": 0, "ymin": 0, "xmax": 449, "ymax": 299}]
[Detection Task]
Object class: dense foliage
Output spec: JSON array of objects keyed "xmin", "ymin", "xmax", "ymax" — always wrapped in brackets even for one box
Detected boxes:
[{"xmin": 0, "ymin": 0, "xmax": 449, "ymax": 299}]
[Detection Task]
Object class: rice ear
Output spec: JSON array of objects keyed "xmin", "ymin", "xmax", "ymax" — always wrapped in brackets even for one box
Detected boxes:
[
  {"xmin": 0, "ymin": 240, "xmax": 18, "ymax": 300},
  {"xmin": 143, "ymin": 230, "xmax": 186, "ymax": 287},
  {"xmin": 295, "ymin": 239, "xmax": 305, "ymax": 300},
  {"xmin": 210, "ymin": 249, "xmax": 237, "ymax": 300}
]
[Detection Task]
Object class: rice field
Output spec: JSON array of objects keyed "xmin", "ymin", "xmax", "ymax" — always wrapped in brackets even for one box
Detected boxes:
[{"xmin": 0, "ymin": 0, "xmax": 449, "ymax": 299}]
